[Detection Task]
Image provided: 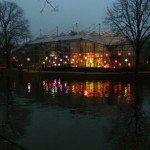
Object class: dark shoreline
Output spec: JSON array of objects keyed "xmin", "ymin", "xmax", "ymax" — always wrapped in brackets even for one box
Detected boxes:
[{"xmin": 1, "ymin": 68, "xmax": 150, "ymax": 80}]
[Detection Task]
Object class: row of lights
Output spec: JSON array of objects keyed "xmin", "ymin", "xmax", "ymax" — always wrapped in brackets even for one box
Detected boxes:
[{"xmin": 25, "ymin": 51, "xmax": 133, "ymax": 68}]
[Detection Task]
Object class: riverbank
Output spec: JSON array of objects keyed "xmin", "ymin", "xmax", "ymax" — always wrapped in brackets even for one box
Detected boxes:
[
  {"xmin": 13, "ymin": 69, "xmax": 150, "ymax": 79},
  {"xmin": 2, "ymin": 68, "xmax": 149, "ymax": 80}
]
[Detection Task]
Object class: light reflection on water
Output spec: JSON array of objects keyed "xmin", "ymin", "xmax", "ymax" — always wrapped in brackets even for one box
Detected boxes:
[
  {"xmin": 0, "ymin": 76, "xmax": 150, "ymax": 150},
  {"xmin": 41, "ymin": 79, "xmax": 133, "ymax": 105}
]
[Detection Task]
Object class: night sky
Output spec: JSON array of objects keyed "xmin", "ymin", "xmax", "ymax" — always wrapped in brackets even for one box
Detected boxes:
[{"xmin": 11, "ymin": 0, "xmax": 114, "ymax": 38}]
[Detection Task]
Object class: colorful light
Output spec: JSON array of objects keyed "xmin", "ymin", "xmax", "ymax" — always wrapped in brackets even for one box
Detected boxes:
[
  {"xmin": 114, "ymin": 60, "xmax": 118, "ymax": 63},
  {"xmin": 124, "ymin": 58, "xmax": 128, "ymax": 62},
  {"xmin": 119, "ymin": 63, "xmax": 122, "ymax": 66},
  {"xmin": 128, "ymin": 52, "xmax": 131, "ymax": 56},
  {"xmin": 117, "ymin": 52, "xmax": 122, "ymax": 56},
  {"xmin": 105, "ymin": 53, "xmax": 109, "ymax": 57},
  {"xmin": 128, "ymin": 63, "xmax": 131, "ymax": 67}
]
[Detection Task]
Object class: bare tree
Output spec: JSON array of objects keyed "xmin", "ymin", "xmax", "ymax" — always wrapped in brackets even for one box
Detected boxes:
[
  {"xmin": 106, "ymin": 0, "xmax": 150, "ymax": 72},
  {"xmin": 0, "ymin": 1, "xmax": 31, "ymax": 68}
]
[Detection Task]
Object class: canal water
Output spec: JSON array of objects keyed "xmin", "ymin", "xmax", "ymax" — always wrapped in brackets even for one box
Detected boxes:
[{"xmin": 0, "ymin": 74, "xmax": 150, "ymax": 150}]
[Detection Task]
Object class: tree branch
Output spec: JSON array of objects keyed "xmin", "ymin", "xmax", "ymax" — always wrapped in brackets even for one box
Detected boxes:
[{"xmin": 40, "ymin": 0, "xmax": 58, "ymax": 14}]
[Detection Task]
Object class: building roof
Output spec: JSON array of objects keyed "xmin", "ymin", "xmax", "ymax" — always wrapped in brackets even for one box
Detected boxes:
[{"xmin": 28, "ymin": 32, "xmax": 128, "ymax": 46}]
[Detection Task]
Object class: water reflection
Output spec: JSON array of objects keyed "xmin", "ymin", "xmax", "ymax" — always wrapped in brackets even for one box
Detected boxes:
[
  {"xmin": 0, "ymin": 76, "xmax": 32, "ymax": 150},
  {"xmin": 0, "ymin": 75, "xmax": 150, "ymax": 150},
  {"xmin": 107, "ymin": 83, "xmax": 150, "ymax": 150},
  {"xmin": 41, "ymin": 79, "xmax": 133, "ymax": 104}
]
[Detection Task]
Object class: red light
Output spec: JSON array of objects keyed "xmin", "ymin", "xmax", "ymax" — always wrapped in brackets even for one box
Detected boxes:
[
  {"xmin": 104, "ymin": 60, "xmax": 107, "ymax": 64},
  {"xmin": 117, "ymin": 95, "xmax": 121, "ymax": 101},
  {"xmin": 118, "ymin": 52, "xmax": 122, "ymax": 56},
  {"xmin": 128, "ymin": 63, "xmax": 131, "ymax": 67},
  {"xmin": 114, "ymin": 60, "xmax": 118, "ymax": 63},
  {"xmin": 119, "ymin": 63, "xmax": 122, "ymax": 66},
  {"xmin": 128, "ymin": 52, "xmax": 131, "ymax": 56},
  {"xmin": 127, "ymin": 83, "xmax": 131, "ymax": 91},
  {"xmin": 105, "ymin": 53, "xmax": 109, "ymax": 57}
]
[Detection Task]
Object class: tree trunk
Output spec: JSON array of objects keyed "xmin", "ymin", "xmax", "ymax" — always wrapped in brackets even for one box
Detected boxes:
[
  {"xmin": 135, "ymin": 43, "xmax": 142, "ymax": 74},
  {"xmin": 6, "ymin": 50, "xmax": 10, "ymax": 69}
]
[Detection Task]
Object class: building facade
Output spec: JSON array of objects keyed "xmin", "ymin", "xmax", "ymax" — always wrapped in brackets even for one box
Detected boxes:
[{"xmin": 11, "ymin": 32, "xmax": 136, "ymax": 69}]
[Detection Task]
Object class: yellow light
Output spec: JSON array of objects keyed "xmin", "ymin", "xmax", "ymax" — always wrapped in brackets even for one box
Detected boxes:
[
  {"xmin": 124, "ymin": 59, "xmax": 128, "ymax": 62},
  {"xmin": 27, "ymin": 83, "xmax": 31, "ymax": 93},
  {"xmin": 27, "ymin": 58, "xmax": 30, "ymax": 61},
  {"xmin": 84, "ymin": 90, "xmax": 88, "ymax": 96}
]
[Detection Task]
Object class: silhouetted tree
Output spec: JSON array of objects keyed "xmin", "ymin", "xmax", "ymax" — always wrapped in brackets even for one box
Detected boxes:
[
  {"xmin": 0, "ymin": 1, "xmax": 31, "ymax": 68},
  {"xmin": 106, "ymin": 0, "xmax": 150, "ymax": 73}
]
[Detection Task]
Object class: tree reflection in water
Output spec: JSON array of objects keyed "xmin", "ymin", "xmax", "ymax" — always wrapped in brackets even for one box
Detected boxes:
[
  {"xmin": 107, "ymin": 80, "xmax": 150, "ymax": 150},
  {"xmin": 0, "ymin": 74, "xmax": 32, "ymax": 150}
]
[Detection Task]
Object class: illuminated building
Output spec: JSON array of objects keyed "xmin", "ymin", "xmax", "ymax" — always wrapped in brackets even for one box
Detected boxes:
[{"xmin": 12, "ymin": 32, "xmax": 136, "ymax": 69}]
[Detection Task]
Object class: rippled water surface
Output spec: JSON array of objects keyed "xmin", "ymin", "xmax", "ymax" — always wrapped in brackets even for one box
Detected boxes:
[{"xmin": 0, "ymin": 74, "xmax": 150, "ymax": 150}]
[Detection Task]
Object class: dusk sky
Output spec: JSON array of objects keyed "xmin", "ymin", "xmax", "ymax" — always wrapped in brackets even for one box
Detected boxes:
[{"xmin": 12, "ymin": 0, "xmax": 114, "ymax": 38}]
